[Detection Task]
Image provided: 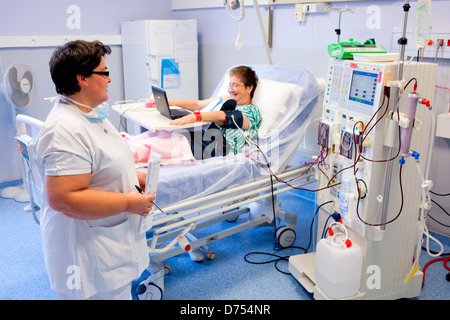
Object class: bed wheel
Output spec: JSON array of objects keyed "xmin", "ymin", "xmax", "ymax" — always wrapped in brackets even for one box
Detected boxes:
[
  {"xmin": 276, "ymin": 226, "xmax": 296, "ymax": 248},
  {"xmin": 207, "ymin": 251, "xmax": 216, "ymax": 260},
  {"xmin": 164, "ymin": 264, "xmax": 171, "ymax": 275},
  {"xmin": 226, "ymin": 216, "xmax": 239, "ymax": 222},
  {"xmin": 136, "ymin": 280, "xmax": 163, "ymax": 300}
]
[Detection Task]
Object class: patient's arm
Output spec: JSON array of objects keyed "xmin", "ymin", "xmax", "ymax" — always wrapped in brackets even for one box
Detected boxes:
[
  {"xmin": 169, "ymin": 95, "xmax": 229, "ymax": 111},
  {"xmin": 170, "ymin": 110, "xmax": 250, "ymax": 129}
]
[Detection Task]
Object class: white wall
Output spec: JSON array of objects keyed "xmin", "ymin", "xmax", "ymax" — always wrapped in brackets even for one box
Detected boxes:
[{"xmin": 0, "ymin": 0, "xmax": 448, "ymax": 235}]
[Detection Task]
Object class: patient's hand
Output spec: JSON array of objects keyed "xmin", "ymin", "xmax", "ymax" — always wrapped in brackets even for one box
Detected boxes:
[
  {"xmin": 170, "ymin": 113, "xmax": 196, "ymax": 125},
  {"xmin": 145, "ymin": 99, "xmax": 156, "ymax": 108}
]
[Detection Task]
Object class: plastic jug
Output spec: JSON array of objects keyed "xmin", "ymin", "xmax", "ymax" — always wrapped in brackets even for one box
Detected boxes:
[{"xmin": 314, "ymin": 237, "xmax": 363, "ymax": 299}]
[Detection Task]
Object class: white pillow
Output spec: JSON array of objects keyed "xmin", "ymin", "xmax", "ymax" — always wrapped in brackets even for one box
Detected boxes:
[{"xmin": 253, "ymin": 78, "xmax": 302, "ymax": 133}]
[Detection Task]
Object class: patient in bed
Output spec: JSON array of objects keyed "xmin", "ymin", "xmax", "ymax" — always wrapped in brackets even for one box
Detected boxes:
[{"xmin": 161, "ymin": 66, "xmax": 262, "ymax": 159}]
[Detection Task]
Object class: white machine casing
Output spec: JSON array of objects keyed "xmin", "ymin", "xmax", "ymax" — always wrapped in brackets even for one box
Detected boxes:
[{"xmin": 289, "ymin": 58, "xmax": 438, "ymax": 300}]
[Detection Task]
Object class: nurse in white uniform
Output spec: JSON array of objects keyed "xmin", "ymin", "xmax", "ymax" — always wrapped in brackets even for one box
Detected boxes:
[{"xmin": 34, "ymin": 40, "xmax": 155, "ymax": 300}]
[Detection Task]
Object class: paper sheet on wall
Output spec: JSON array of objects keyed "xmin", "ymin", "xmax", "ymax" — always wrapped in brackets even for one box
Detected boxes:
[
  {"xmin": 150, "ymin": 54, "xmax": 159, "ymax": 84},
  {"xmin": 174, "ymin": 21, "xmax": 197, "ymax": 43},
  {"xmin": 150, "ymin": 24, "xmax": 174, "ymax": 56},
  {"xmin": 175, "ymin": 42, "xmax": 198, "ymax": 63}
]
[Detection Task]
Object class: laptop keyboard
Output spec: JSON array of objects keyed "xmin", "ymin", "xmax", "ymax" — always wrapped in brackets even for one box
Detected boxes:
[{"xmin": 171, "ymin": 109, "xmax": 191, "ymax": 119}]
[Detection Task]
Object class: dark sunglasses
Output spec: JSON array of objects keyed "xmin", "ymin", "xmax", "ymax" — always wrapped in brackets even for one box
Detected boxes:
[{"xmin": 91, "ymin": 71, "xmax": 110, "ymax": 77}]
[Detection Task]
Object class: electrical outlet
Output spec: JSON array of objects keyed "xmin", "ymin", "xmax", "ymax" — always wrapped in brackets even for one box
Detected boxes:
[
  {"xmin": 295, "ymin": 2, "xmax": 329, "ymax": 21},
  {"xmin": 428, "ymin": 37, "xmax": 449, "ymax": 59},
  {"xmin": 302, "ymin": 3, "xmax": 329, "ymax": 13},
  {"xmin": 294, "ymin": 4, "xmax": 305, "ymax": 21},
  {"xmin": 391, "ymin": 31, "xmax": 450, "ymax": 60}
]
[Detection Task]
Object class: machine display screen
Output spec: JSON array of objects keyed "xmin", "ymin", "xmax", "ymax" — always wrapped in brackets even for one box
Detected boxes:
[{"xmin": 349, "ymin": 70, "xmax": 378, "ymax": 106}]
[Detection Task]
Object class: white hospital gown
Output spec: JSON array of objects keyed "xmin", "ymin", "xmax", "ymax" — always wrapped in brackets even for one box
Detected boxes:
[
  {"xmin": 34, "ymin": 101, "xmax": 149, "ymax": 299},
  {"xmin": 216, "ymin": 104, "xmax": 262, "ymax": 155}
]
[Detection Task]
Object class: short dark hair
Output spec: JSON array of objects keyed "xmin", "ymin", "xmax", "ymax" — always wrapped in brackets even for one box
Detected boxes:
[
  {"xmin": 229, "ymin": 66, "xmax": 258, "ymax": 98},
  {"xmin": 49, "ymin": 40, "xmax": 111, "ymax": 96}
]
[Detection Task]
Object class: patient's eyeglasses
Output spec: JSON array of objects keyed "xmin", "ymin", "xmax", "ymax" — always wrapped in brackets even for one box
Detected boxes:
[
  {"xmin": 91, "ymin": 71, "xmax": 110, "ymax": 77},
  {"xmin": 228, "ymin": 83, "xmax": 245, "ymax": 90}
]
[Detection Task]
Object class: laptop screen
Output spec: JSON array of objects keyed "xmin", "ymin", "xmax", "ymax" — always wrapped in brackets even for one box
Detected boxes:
[{"xmin": 151, "ymin": 86, "xmax": 172, "ymax": 118}]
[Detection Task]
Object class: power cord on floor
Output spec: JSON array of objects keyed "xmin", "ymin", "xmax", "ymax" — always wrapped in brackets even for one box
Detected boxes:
[
  {"xmin": 233, "ymin": 113, "xmax": 339, "ymax": 275},
  {"xmin": 244, "ymin": 200, "xmax": 334, "ymax": 275},
  {"xmin": 244, "ymin": 247, "xmax": 306, "ymax": 275}
]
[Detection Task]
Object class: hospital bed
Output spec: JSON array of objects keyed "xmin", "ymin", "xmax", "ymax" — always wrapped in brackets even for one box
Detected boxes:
[
  {"xmin": 120, "ymin": 65, "xmax": 325, "ymax": 299},
  {"xmin": 14, "ymin": 114, "xmax": 44, "ymax": 225}
]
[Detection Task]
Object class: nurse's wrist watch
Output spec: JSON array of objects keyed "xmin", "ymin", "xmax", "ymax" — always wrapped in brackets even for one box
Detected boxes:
[{"xmin": 193, "ymin": 110, "xmax": 202, "ymax": 122}]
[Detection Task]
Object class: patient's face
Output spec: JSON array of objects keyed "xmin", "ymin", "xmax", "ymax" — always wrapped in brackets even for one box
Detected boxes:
[{"xmin": 228, "ymin": 76, "xmax": 253, "ymax": 105}]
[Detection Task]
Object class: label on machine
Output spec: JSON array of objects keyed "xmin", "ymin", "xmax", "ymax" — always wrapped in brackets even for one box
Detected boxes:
[{"xmin": 16, "ymin": 134, "xmax": 33, "ymax": 162}]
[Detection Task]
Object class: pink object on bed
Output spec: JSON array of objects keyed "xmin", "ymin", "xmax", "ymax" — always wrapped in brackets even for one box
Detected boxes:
[{"xmin": 122, "ymin": 131, "xmax": 195, "ymax": 167}]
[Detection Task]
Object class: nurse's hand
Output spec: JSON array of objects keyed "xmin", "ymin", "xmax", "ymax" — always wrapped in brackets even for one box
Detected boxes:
[
  {"xmin": 136, "ymin": 170, "xmax": 147, "ymax": 192},
  {"xmin": 127, "ymin": 192, "xmax": 157, "ymax": 216}
]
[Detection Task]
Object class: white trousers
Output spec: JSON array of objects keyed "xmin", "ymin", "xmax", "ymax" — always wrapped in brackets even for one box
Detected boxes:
[{"xmin": 57, "ymin": 283, "xmax": 132, "ymax": 300}]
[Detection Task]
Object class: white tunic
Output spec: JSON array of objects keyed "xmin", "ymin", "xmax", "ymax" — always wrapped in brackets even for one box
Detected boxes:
[{"xmin": 34, "ymin": 101, "xmax": 149, "ymax": 299}]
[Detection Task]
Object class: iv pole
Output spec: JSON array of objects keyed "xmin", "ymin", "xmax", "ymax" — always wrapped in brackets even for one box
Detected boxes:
[
  {"xmin": 328, "ymin": 6, "xmax": 354, "ymax": 43},
  {"xmin": 380, "ymin": 0, "xmax": 410, "ymax": 230},
  {"xmin": 252, "ymin": 0, "xmax": 273, "ymax": 65}
]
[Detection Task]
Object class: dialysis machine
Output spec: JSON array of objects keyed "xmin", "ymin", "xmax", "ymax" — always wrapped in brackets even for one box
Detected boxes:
[{"xmin": 289, "ymin": 57, "xmax": 438, "ymax": 300}]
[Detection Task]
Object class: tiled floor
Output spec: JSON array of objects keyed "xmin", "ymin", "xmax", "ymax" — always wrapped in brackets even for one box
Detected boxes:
[{"xmin": 0, "ymin": 181, "xmax": 448, "ymax": 300}]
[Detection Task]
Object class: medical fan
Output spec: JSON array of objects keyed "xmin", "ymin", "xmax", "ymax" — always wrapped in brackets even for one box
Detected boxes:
[{"xmin": 0, "ymin": 62, "xmax": 36, "ymax": 202}]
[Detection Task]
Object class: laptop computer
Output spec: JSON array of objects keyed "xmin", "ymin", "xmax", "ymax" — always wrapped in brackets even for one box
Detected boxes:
[{"xmin": 151, "ymin": 86, "xmax": 191, "ymax": 119}]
